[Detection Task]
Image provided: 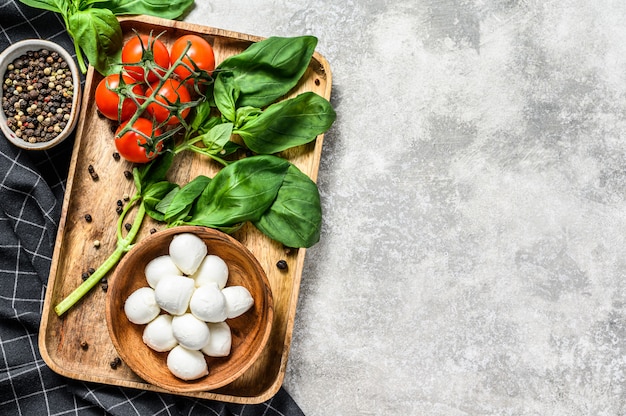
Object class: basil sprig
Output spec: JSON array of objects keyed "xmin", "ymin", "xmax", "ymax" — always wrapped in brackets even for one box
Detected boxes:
[{"xmin": 19, "ymin": 0, "xmax": 194, "ymax": 74}]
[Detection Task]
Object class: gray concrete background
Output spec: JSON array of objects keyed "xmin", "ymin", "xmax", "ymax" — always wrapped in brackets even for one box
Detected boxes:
[{"xmin": 188, "ymin": 1, "xmax": 626, "ymax": 414}]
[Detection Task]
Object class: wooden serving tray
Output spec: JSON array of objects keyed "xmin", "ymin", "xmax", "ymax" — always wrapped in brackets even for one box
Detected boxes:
[{"xmin": 39, "ymin": 15, "xmax": 332, "ymax": 404}]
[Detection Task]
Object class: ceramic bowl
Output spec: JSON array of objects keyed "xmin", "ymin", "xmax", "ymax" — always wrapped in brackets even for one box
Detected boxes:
[
  {"xmin": 106, "ymin": 226, "xmax": 274, "ymax": 393},
  {"xmin": 0, "ymin": 39, "xmax": 81, "ymax": 150}
]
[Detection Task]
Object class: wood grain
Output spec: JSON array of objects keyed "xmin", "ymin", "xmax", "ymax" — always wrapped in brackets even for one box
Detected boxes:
[{"xmin": 38, "ymin": 15, "xmax": 332, "ymax": 404}]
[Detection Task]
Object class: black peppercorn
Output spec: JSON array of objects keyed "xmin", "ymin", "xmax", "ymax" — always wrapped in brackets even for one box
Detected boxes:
[
  {"xmin": 276, "ymin": 260, "xmax": 288, "ymax": 270},
  {"xmin": 80, "ymin": 341, "xmax": 89, "ymax": 350},
  {"xmin": 112, "ymin": 152, "xmax": 120, "ymax": 161},
  {"xmin": 123, "ymin": 170, "xmax": 132, "ymax": 179},
  {"xmin": 110, "ymin": 357, "xmax": 121, "ymax": 369},
  {"xmin": 84, "ymin": 213, "xmax": 92, "ymax": 222}
]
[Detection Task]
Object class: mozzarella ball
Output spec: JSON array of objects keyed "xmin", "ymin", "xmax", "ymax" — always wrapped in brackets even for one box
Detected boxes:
[
  {"xmin": 124, "ymin": 287, "xmax": 160, "ymax": 324},
  {"xmin": 167, "ymin": 345, "xmax": 208, "ymax": 380},
  {"xmin": 222, "ymin": 286, "xmax": 254, "ymax": 319},
  {"xmin": 171, "ymin": 313, "xmax": 211, "ymax": 350},
  {"xmin": 201, "ymin": 322, "xmax": 232, "ymax": 357},
  {"xmin": 189, "ymin": 282, "xmax": 227, "ymax": 323},
  {"xmin": 154, "ymin": 275, "xmax": 195, "ymax": 315},
  {"xmin": 144, "ymin": 255, "xmax": 182, "ymax": 289},
  {"xmin": 192, "ymin": 255, "xmax": 229, "ymax": 289},
  {"xmin": 169, "ymin": 233, "xmax": 207, "ymax": 275},
  {"xmin": 142, "ymin": 314, "xmax": 178, "ymax": 352}
]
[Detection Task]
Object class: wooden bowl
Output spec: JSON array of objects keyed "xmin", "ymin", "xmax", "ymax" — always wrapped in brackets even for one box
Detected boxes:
[
  {"xmin": 106, "ymin": 226, "xmax": 273, "ymax": 393},
  {"xmin": 0, "ymin": 39, "xmax": 81, "ymax": 150}
]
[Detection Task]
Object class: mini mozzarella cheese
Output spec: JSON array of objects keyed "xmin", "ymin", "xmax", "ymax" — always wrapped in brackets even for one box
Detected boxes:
[
  {"xmin": 124, "ymin": 287, "xmax": 160, "ymax": 324},
  {"xmin": 142, "ymin": 314, "xmax": 178, "ymax": 352},
  {"xmin": 154, "ymin": 275, "xmax": 195, "ymax": 315},
  {"xmin": 167, "ymin": 345, "xmax": 208, "ymax": 380},
  {"xmin": 189, "ymin": 282, "xmax": 227, "ymax": 323},
  {"xmin": 169, "ymin": 233, "xmax": 207, "ymax": 275},
  {"xmin": 144, "ymin": 255, "xmax": 182, "ymax": 289},
  {"xmin": 192, "ymin": 254, "xmax": 229, "ymax": 289},
  {"xmin": 222, "ymin": 286, "xmax": 254, "ymax": 319},
  {"xmin": 201, "ymin": 322, "xmax": 232, "ymax": 357},
  {"xmin": 171, "ymin": 313, "xmax": 211, "ymax": 350}
]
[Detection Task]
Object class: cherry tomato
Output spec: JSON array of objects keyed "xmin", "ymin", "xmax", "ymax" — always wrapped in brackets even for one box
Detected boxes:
[
  {"xmin": 169, "ymin": 35, "xmax": 215, "ymax": 81},
  {"xmin": 146, "ymin": 78, "xmax": 191, "ymax": 125},
  {"xmin": 115, "ymin": 118, "xmax": 163, "ymax": 163},
  {"xmin": 95, "ymin": 74, "xmax": 144, "ymax": 122},
  {"xmin": 122, "ymin": 35, "xmax": 170, "ymax": 83}
]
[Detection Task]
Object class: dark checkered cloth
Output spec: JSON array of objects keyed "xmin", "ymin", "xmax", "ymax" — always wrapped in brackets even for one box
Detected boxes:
[{"xmin": 0, "ymin": 2, "xmax": 304, "ymax": 415}]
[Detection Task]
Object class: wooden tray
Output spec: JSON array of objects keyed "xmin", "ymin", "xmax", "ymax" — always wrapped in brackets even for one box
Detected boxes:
[{"xmin": 39, "ymin": 15, "xmax": 332, "ymax": 404}]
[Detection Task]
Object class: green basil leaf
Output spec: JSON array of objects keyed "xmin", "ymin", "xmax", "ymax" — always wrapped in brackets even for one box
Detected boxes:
[
  {"xmin": 18, "ymin": 0, "xmax": 62, "ymax": 13},
  {"xmin": 164, "ymin": 175, "xmax": 211, "ymax": 221},
  {"xmin": 253, "ymin": 164, "xmax": 322, "ymax": 248},
  {"xmin": 155, "ymin": 186, "xmax": 180, "ymax": 215},
  {"xmin": 216, "ymin": 36, "xmax": 317, "ymax": 108},
  {"xmin": 134, "ymin": 152, "xmax": 173, "ymax": 195},
  {"xmin": 68, "ymin": 8, "xmax": 123, "ymax": 75},
  {"xmin": 186, "ymin": 155, "xmax": 290, "ymax": 227},
  {"xmin": 190, "ymin": 101, "xmax": 219, "ymax": 134},
  {"xmin": 213, "ymin": 72, "xmax": 239, "ymax": 123},
  {"xmin": 92, "ymin": 0, "xmax": 193, "ymax": 19},
  {"xmin": 236, "ymin": 92, "xmax": 336, "ymax": 154},
  {"xmin": 143, "ymin": 181, "xmax": 178, "ymax": 221},
  {"xmin": 234, "ymin": 106, "xmax": 262, "ymax": 129},
  {"xmin": 200, "ymin": 123, "xmax": 233, "ymax": 154}
]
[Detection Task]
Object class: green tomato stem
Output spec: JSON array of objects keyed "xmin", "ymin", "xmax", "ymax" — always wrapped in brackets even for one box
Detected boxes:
[{"xmin": 54, "ymin": 201, "xmax": 146, "ymax": 316}]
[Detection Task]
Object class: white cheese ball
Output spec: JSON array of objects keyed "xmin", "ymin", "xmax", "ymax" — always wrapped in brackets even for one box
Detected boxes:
[
  {"xmin": 144, "ymin": 255, "xmax": 182, "ymax": 289},
  {"xmin": 142, "ymin": 314, "xmax": 178, "ymax": 352},
  {"xmin": 124, "ymin": 287, "xmax": 160, "ymax": 325},
  {"xmin": 167, "ymin": 345, "xmax": 208, "ymax": 381},
  {"xmin": 154, "ymin": 275, "xmax": 195, "ymax": 315},
  {"xmin": 201, "ymin": 322, "xmax": 232, "ymax": 357},
  {"xmin": 189, "ymin": 282, "xmax": 227, "ymax": 323},
  {"xmin": 171, "ymin": 313, "xmax": 211, "ymax": 350},
  {"xmin": 192, "ymin": 255, "xmax": 229, "ymax": 289},
  {"xmin": 169, "ymin": 233, "xmax": 207, "ymax": 275},
  {"xmin": 222, "ymin": 286, "xmax": 254, "ymax": 319}
]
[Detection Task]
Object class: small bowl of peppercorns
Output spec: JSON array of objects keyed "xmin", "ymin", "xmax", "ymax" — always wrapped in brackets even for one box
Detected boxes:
[{"xmin": 0, "ymin": 39, "xmax": 81, "ymax": 150}]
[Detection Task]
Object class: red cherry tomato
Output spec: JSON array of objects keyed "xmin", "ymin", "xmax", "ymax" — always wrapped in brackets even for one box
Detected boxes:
[
  {"xmin": 146, "ymin": 78, "xmax": 191, "ymax": 125},
  {"xmin": 122, "ymin": 35, "xmax": 170, "ymax": 83},
  {"xmin": 95, "ymin": 74, "xmax": 144, "ymax": 122},
  {"xmin": 169, "ymin": 35, "xmax": 216, "ymax": 81},
  {"xmin": 115, "ymin": 118, "xmax": 163, "ymax": 164}
]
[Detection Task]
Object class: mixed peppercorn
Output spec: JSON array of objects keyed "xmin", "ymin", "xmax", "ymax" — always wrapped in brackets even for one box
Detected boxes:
[{"xmin": 2, "ymin": 48, "xmax": 74, "ymax": 143}]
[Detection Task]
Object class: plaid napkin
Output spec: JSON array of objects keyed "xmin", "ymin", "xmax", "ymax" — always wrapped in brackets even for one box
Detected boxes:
[{"xmin": 0, "ymin": 2, "xmax": 304, "ymax": 415}]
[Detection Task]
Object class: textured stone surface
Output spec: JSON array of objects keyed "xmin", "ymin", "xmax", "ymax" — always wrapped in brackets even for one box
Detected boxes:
[{"xmin": 189, "ymin": 1, "xmax": 626, "ymax": 414}]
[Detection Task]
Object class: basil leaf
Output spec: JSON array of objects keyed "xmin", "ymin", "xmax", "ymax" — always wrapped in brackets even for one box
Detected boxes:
[
  {"xmin": 200, "ymin": 123, "xmax": 233, "ymax": 154},
  {"xmin": 68, "ymin": 8, "xmax": 123, "ymax": 75},
  {"xmin": 164, "ymin": 175, "xmax": 211, "ymax": 221},
  {"xmin": 143, "ymin": 181, "xmax": 179, "ymax": 221},
  {"xmin": 253, "ymin": 164, "xmax": 322, "ymax": 248},
  {"xmin": 134, "ymin": 152, "xmax": 173, "ymax": 195},
  {"xmin": 19, "ymin": 0, "xmax": 62, "ymax": 13},
  {"xmin": 186, "ymin": 155, "xmax": 290, "ymax": 227},
  {"xmin": 155, "ymin": 186, "xmax": 180, "ymax": 215},
  {"xmin": 217, "ymin": 36, "xmax": 318, "ymax": 108},
  {"xmin": 93, "ymin": 0, "xmax": 194, "ymax": 19},
  {"xmin": 190, "ymin": 101, "xmax": 219, "ymax": 134},
  {"xmin": 236, "ymin": 92, "xmax": 336, "ymax": 154},
  {"xmin": 213, "ymin": 72, "xmax": 239, "ymax": 123}
]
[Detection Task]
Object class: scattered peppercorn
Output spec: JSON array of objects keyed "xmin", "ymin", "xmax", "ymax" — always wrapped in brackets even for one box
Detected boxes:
[
  {"xmin": 101, "ymin": 281, "xmax": 108, "ymax": 292},
  {"xmin": 315, "ymin": 78, "xmax": 320, "ymax": 86},
  {"xmin": 123, "ymin": 170, "xmax": 132, "ymax": 179},
  {"xmin": 81, "ymin": 271, "xmax": 89, "ymax": 281},
  {"xmin": 87, "ymin": 164, "xmax": 99, "ymax": 181},
  {"xmin": 88, "ymin": 267, "xmax": 95, "ymax": 274},
  {"xmin": 110, "ymin": 357, "xmax": 121, "ymax": 369},
  {"xmin": 116, "ymin": 206, "xmax": 123, "ymax": 215},
  {"xmin": 116, "ymin": 199, "xmax": 123, "ymax": 207},
  {"xmin": 2, "ymin": 49, "xmax": 74, "ymax": 143},
  {"xmin": 124, "ymin": 223, "xmax": 132, "ymax": 231},
  {"xmin": 112, "ymin": 152, "xmax": 120, "ymax": 161},
  {"xmin": 80, "ymin": 341, "xmax": 89, "ymax": 350},
  {"xmin": 84, "ymin": 213, "xmax": 92, "ymax": 222},
  {"xmin": 276, "ymin": 260, "xmax": 288, "ymax": 270},
  {"xmin": 93, "ymin": 240, "xmax": 100, "ymax": 248},
  {"xmin": 150, "ymin": 228, "xmax": 157, "ymax": 234}
]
